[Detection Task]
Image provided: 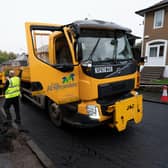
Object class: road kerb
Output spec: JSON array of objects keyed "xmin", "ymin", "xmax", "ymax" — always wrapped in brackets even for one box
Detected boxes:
[{"xmin": 26, "ymin": 138, "xmax": 55, "ymax": 168}]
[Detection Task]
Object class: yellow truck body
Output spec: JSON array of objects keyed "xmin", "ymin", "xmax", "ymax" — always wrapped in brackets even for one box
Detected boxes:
[
  {"xmin": 21, "ymin": 20, "xmax": 143, "ymax": 131},
  {"xmin": 0, "ymin": 71, "xmax": 5, "ymax": 96}
]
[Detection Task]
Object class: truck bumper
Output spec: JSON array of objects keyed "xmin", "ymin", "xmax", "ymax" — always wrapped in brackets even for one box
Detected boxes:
[
  {"xmin": 63, "ymin": 94, "xmax": 143, "ymax": 130},
  {"xmin": 62, "ymin": 112, "xmax": 108, "ymax": 128},
  {"xmin": 114, "ymin": 95, "xmax": 143, "ymax": 131}
]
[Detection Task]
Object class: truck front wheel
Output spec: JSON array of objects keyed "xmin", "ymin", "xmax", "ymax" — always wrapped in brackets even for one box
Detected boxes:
[{"xmin": 48, "ymin": 102, "xmax": 63, "ymax": 127}]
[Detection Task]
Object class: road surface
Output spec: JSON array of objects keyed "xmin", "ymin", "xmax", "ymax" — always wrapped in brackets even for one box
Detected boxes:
[{"xmin": 1, "ymin": 99, "xmax": 168, "ymax": 168}]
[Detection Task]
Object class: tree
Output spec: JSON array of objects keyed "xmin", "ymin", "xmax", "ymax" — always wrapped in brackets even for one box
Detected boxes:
[{"xmin": 0, "ymin": 50, "xmax": 17, "ymax": 64}]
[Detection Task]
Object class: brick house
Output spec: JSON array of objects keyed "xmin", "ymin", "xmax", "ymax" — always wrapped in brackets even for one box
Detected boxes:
[{"xmin": 136, "ymin": 0, "xmax": 168, "ymax": 81}]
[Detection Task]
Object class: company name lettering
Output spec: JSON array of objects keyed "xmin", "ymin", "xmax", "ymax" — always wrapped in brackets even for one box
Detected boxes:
[{"xmin": 47, "ymin": 83, "xmax": 77, "ymax": 91}]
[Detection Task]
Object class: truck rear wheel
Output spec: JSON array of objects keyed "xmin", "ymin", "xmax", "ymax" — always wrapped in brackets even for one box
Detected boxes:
[{"xmin": 48, "ymin": 102, "xmax": 63, "ymax": 127}]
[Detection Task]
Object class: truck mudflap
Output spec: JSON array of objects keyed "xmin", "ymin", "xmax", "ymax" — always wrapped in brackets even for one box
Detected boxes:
[{"xmin": 114, "ymin": 95, "xmax": 143, "ymax": 132}]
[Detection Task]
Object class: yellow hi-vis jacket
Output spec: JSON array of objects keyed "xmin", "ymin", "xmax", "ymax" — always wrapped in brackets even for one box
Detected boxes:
[{"xmin": 5, "ymin": 76, "xmax": 20, "ymax": 99}]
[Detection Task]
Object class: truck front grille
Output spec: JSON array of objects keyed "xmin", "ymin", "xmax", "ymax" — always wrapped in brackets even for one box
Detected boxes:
[{"xmin": 98, "ymin": 79, "xmax": 134, "ymax": 99}]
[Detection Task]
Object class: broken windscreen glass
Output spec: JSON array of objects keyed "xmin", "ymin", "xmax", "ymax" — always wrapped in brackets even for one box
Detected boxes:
[{"xmin": 78, "ymin": 35, "xmax": 133, "ymax": 63}]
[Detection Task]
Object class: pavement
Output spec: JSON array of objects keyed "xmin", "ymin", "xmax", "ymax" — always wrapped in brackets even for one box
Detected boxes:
[
  {"xmin": 0, "ymin": 129, "xmax": 45, "ymax": 168},
  {"xmin": 0, "ymin": 85, "xmax": 167, "ymax": 168},
  {"xmin": 0, "ymin": 114, "xmax": 55, "ymax": 168},
  {"xmin": 140, "ymin": 85, "xmax": 168, "ymax": 104}
]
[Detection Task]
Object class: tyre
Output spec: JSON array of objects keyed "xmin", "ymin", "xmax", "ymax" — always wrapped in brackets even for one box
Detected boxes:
[{"xmin": 48, "ymin": 102, "xmax": 63, "ymax": 127}]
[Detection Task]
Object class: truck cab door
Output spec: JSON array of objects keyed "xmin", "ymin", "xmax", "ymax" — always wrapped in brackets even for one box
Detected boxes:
[
  {"xmin": 48, "ymin": 27, "xmax": 80, "ymax": 104},
  {"xmin": 25, "ymin": 22, "xmax": 79, "ymax": 104}
]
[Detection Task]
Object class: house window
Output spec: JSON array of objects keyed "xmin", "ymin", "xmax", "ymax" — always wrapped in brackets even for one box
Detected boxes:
[
  {"xmin": 149, "ymin": 41, "xmax": 165, "ymax": 57},
  {"xmin": 153, "ymin": 9, "xmax": 164, "ymax": 28},
  {"xmin": 149, "ymin": 47, "xmax": 157, "ymax": 57},
  {"xmin": 159, "ymin": 45, "xmax": 164, "ymax": 56}
]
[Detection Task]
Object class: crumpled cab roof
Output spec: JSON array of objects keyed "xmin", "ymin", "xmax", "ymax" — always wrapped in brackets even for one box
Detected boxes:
[{"xmin": 70, "ymin": 19, "xmax": 132, "ymax": 33}]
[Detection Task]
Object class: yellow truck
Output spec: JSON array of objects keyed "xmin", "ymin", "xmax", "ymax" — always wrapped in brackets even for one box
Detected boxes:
[
  {"xmin": 0, "ymin": 71, "xmax": 5, "ymax": 97},
  {"xmin": 21, "ymin": 20, "xmax": 143, "ymax": 131}
]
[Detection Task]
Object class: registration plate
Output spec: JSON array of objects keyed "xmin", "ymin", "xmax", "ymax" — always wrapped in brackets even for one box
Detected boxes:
[{"xmin": 95, "ymin": 66, "xmax": 113, "ymax": 73}]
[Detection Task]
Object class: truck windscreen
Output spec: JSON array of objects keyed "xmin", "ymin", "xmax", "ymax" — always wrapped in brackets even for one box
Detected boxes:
[{"xmin": 78, "ymin": 35, "xmax": 133, "ymax": 63}]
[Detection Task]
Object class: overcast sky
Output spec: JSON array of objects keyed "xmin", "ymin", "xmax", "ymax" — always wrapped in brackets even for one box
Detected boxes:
[{"xmin": 0, "ymin": 0, "xmax": 159, "ymax": 53}]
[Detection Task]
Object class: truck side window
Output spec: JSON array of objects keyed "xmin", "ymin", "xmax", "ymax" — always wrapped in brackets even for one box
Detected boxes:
[
  {"xmin": 55, "ymin": 36, "xmax": 72, "ymax": 64},
  {"xmin": 32, "ymin": 31, "xmax": 51, "ymax": 64}
]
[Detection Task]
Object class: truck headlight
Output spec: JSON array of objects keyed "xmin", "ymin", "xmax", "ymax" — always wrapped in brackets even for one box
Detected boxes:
[{"xmin": 86, "ymin": 105, "xmax": 100, "ymax": 119}]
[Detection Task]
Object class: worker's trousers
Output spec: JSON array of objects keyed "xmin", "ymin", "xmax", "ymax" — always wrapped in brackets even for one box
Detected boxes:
[{"xmin": 3, "ymin": 96, "xmax": 21, "ymax": 123}]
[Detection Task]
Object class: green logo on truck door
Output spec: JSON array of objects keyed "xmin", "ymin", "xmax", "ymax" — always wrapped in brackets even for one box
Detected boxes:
[
  {"xmin": 47, "ymin": 73, "xmax": 77, "ymax": 91},
  {"xmin": 62, "ymin": 73, "xmax": 75, "ymax": 84}
]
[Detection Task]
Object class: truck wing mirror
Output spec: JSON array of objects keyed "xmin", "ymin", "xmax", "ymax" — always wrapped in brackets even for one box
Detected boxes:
[
  {"xmin": 75, "ymin": 41, "xmax": 83, "ymax": 62},
  {"xmin": 132, "ymin": 48, "xmax": 146, "ymax": 65},
  {"xmin": 139, "ymin": 56, "xmax": 147, "ymax": 65},
  {"xmin": 132, "ymin": 47, "xmax": 142, "ymax": 63}
]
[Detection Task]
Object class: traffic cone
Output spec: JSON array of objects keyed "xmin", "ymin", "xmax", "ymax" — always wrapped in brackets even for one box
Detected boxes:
[{"xmin": 160, "ymin": 85, "xmax": 168, "ymax": 102}]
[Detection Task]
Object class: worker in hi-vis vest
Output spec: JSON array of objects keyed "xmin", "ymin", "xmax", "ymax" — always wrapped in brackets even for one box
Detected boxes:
[{"xmin": 3, "ymin": 70, "xmax": 21, "ymax": 125}]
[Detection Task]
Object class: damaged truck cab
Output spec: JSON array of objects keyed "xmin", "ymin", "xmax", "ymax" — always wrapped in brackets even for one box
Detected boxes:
[{"xmin": 22, "ymin": 20, "xmax": 143, "ymax": 131}]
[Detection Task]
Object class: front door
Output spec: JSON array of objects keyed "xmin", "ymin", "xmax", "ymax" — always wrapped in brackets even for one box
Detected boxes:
[{"xmin": 145, "ymin": 40, "xmax": 167, "ymax": 66}]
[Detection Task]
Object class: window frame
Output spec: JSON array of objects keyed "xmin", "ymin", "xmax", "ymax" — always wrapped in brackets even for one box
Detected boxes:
[
  {"xmin": 145, "ymin": 39, "xmax": 167, "ymax": 66},
  {"xmin": 153, "ymin": 9, "xmax": 165, "ymax": 29},
  {"xmin": 55, "ymin": 34, "xmax": 73, "ymax": 65},
  {"xmin": 148, "ymin": 41, "xmax": 165, "ymax": 58}
]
